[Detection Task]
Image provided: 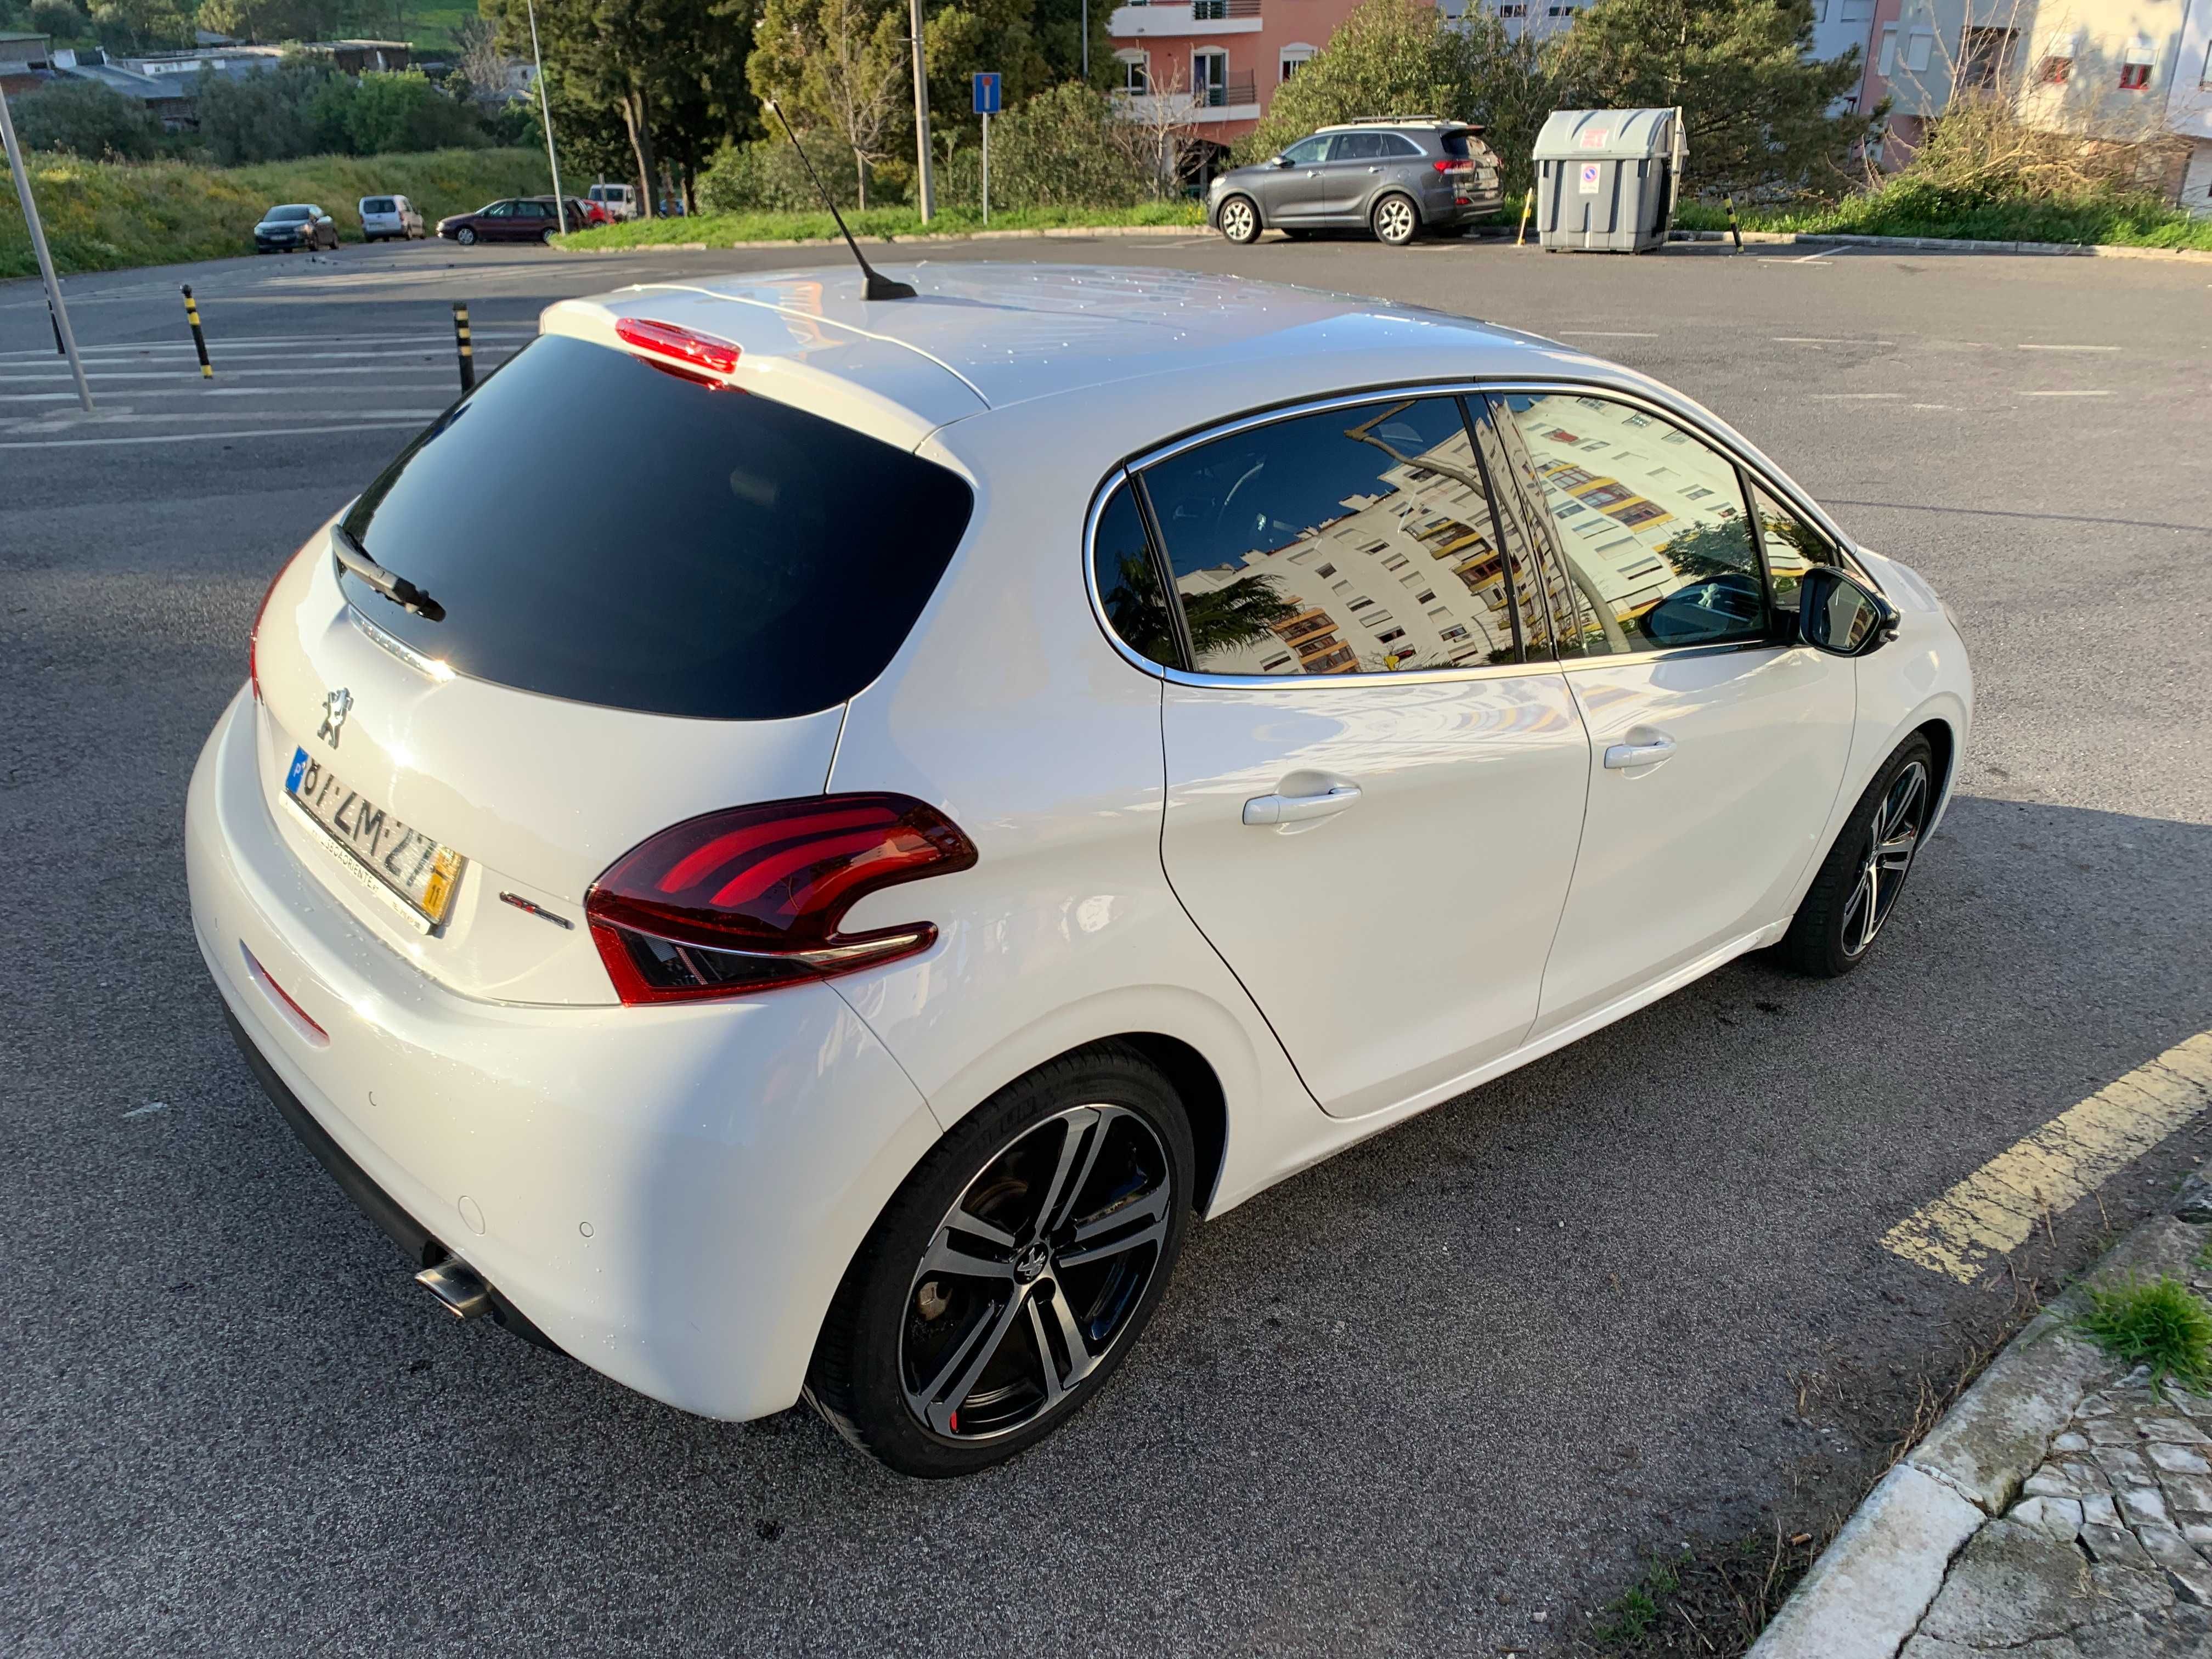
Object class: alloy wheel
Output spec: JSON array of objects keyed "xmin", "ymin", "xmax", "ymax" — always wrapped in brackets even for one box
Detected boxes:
[
  {"xmin": 1218, "ymin": 198, "xmax": 1258, "ymax": 244},
  {"xmin": 901, "ymin": 1104, "xmax": 1173, "ymax": 1441},
  {"xmin": 1839, "ymin": 759, "xmax": 1929, "ymax": 958},
  {"xmin": 1373, "ymin": 195, "xmax": 1417, "ymax": 245}
]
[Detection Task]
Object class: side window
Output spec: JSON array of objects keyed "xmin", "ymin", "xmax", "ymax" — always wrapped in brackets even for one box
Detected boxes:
[
  {"xmin": 1747, "ymin": 481, "xmax": 1842, "ymax": 612},
  {"xmin": 1493, "ymin": 392, "xmax": 1766, "ymax": 653},
  {"xmin": 1091, "ymin": 481, "xmax": 1182, "ymax": 669},
  {"xmin": 1282, "ymin": 136, "xmax": 1330, "ymax": 164},
  {"xmin": 1330, "ymin": 132, "xmax": 1387, "ymax": 161},
  {"xmin": 1139, "ymin": 397, "xmax": 1526, "ymax": 675},
  {"xmin": 1383, "ymin": 134, "xmax": 1425, "ymax": 157}
]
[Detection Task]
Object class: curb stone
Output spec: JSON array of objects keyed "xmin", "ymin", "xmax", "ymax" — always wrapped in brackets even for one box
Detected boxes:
[
  {"xmin": 559, "ymin": 223, "xmax": 1216, "ymax": 254},
  {"xmin": 1667, "ymin": 227, "xmax": 2212, "ymax": 262},
  {"xmin": 1749, "ymin": 1168, "xmax": 2212, "ymax": 1659}
]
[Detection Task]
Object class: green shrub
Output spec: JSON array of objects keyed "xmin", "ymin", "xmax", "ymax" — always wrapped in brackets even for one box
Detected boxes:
[
  {"xmin": 698, "ymin": 134, "xmax": 865, "ymax": 213},
  {"xmin": 9, "ymin": 77, "xmax": 160, "ymax": 161},
  {"xmin": 986, "ymin": 83, "xmax": 1159, "ymax": 209},
  {"xmin": 2078, "ymin": 1274, "xmax": 2212, "ymax": 1396}
]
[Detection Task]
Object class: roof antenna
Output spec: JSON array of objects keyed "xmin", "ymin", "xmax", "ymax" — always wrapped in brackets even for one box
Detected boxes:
[{"xmin": 766, "ymin": 100, "xmax": 915, "ymax": 301}]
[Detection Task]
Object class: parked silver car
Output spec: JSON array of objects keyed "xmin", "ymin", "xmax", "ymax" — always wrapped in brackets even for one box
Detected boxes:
[
  {"xmin": 1208, "ymin": 119, "xmax": 1506, "ymax": 247},
  {"xmin": 358, "ymin": 195, "xmax": 425, "ymax": 242}
]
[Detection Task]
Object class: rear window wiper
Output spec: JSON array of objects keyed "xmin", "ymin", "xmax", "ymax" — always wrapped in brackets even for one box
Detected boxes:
[{"xmin": 331, "ymin": 522, "xmax": 444, "ymax": 622}]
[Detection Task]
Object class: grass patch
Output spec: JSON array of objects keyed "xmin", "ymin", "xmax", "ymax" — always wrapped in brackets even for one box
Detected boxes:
[
  {"xmin": 2078, "ymin": 1274, "xmax": 2212, "ymax": 1395},
  {"xmin": 1674, "ymin": 187, "xmax": 2212, "ymax": 251},
  {"xmin": 1577, "ymin": 1532, "xmax": 1824, "ymax": 1656},
  {"xmin": 1, "ymin": 149, "xmax": 554, "ymax": 278},
  {"xmin": 557, "ymin": 200, "xmax": 1206, "ymax": 250}
]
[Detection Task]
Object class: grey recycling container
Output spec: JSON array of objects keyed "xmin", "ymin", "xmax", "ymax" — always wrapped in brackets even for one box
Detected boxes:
[{"xmin": 1533, "ymin": 108, "xmax": 1687, "ymax": 253}]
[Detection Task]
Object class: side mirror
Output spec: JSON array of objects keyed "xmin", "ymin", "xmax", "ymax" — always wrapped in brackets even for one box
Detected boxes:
[
  {"xmin": 1799, "ymin": 567, "xmax": 1900, "ymax": 657},
  {"xmin": 1270, "ymin": 155, "xmax": 1290, "ymax": 168}
]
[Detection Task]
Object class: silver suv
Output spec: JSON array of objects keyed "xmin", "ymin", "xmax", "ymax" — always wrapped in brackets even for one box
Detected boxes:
[{"xmin": 1208, "ymin": 119, "xmax": 1505, "ymax": 247}]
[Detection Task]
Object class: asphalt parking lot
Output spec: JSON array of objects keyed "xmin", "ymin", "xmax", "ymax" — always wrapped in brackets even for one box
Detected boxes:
[{"xmin": 5, "ymin": 233, "xmax": 2210, "ymax": 1656}]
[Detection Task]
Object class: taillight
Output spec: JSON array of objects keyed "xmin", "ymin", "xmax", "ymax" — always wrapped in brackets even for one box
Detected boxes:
[
  {"xmin": 1434, "ymin": 158, "xmax": 1474, "ymax": 173},
  {"xmin": 585, "ymin": 793, "xmax": 978, "ymax": 1003},
  {"xmin": 248, "ymin": 548, "xmax": 298, "ymax": 701},
  {"xmin": 614, "ymin": 317, "xmax": 742, "ymax": 383}
]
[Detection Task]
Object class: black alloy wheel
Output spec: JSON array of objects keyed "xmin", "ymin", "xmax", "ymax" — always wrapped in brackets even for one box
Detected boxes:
[
  {"xmin": 806, "ymin": 1043, "xmax": 1193, "ymax": 1477},
  {"xmin": 1779, "ymin": 733, "xmax": 1936, "ymax": 977}
]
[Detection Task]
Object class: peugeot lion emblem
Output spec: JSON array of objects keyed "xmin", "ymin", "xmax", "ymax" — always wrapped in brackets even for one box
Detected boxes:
[{"xmin": 317, "ymin": 687, "xmax": 353, "ymax": 749}]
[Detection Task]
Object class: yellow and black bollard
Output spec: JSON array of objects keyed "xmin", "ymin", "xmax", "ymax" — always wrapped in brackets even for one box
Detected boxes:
[
  {"xmin": 1515, "ymin": 186, "xmax": 1534, "ymax": 247},
  {"xmin": 180, "ymin": 284, "xmax": 212, "ymax": 377},
  {"xmin": 452, "ymin": 300, "xmax": 475, "ymax": 393},
  {"xmin": 1723, "ymin": 193, "xmax": 1744, "ymax": 253}
]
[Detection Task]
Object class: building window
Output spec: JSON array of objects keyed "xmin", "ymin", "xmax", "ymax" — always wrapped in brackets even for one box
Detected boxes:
[
  {"xmin": 2038, "ymin": 53, "xmax": 2072, "ymax": 84},
  {"xmin": 1904, "ymin": 27, "xmax": 1934, "ymax": 73},
  {"xmin": 1497, "ymin": 2, "xmax": 1526, "ymax": 14},
  {"xmin": 1877, "ymin": 25, "xmax": 1899, "ymax": 76},
  {"xmin": 1116, "ymin": 49, "xmax": 1148, "ymax": 95},
  {"xmin": 2119, "ymin": 44, "xmax": 2155, "ymax": 89},
  {"xmin": 1279, "ymin": 43, "xmax": 1314, "ymax": 82}
]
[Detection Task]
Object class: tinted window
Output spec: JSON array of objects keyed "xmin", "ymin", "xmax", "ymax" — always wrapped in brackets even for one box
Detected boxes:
[
  {"xmin": 1493, "ymin": 392, "xmax": 1765, "ymax": 654},
  {"xmin": 1381, "ymin": 133, "xmax": 1424, "ymax": 156},
  {"xmin": 1442, "ymin": 131, "xmax": 1472, "ymax": 158},
  {"xmin": 1092, "ymin": 482, "xmax": 1181, "ymax": 668},
  {"xmin": 1282, "ymin": 136, "xmax": 1330, "ymax": 164},
  {"xmin": 361, "ymin": 197, "xmax": 395, "ymax": 213},
  {"xmin": 484, "ymin": 201, "xmax": 515, "ymax": 217},
  {"xmin": 1141, "ymin": 397, "xmax": 1528, "ymax": 675},
  {"xmin": 340, "ymin": 335, "xmax": 974, "ymax": 720},
  {"xmin": 269, "ymin": 205, "xmax": 311, "ymax": 221},
  {"xmin": 1330, "ymin": 132, "xmax": 1389, "ymax": 161}
]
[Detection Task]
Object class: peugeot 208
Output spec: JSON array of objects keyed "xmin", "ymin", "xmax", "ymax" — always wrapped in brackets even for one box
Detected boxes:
[{"xmin": 187, "ymin": 265, "xmax": 1972, "ymax": 1476}]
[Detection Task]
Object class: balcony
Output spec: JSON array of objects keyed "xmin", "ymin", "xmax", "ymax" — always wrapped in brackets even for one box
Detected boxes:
[
  {"xmin": 1108, "ymin": 0, "xmax": 1262, "ymax": 37},
  {"xmin": 1115, "ymin": 73, "xmax": 1262, "ymax": 125}
]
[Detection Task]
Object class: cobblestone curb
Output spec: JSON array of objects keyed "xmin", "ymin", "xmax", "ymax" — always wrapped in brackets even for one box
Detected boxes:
[
  {"xmin": 1750, "ymin": 1161, "xmax": 2212, "ymax": 1659},
  {"xmin": 558, "ymin": 223, "xmax": 1217, "ymax": 254},
  {"xmin": 1667, "ymin": 228, "xmax": 2212, "ymax": 263}
]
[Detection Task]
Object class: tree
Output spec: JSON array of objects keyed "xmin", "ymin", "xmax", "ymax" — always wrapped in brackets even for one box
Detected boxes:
[
  {"xmin": 193, "ymin": 56, "xmax": 337, "ymax": 163},
  {"xmin": 1551, "ymin": 0, "xmax": 1869, "ymax": 193},
  {"xmin": 89, "ymin": 0, "xmax": 193, "ymax": 52},
  {"xmin": 9, "ymin": 77, "xmax": 160, "ymax": 158},
  {"xmin": 1239, "ymin": 0, "xmax": 1553, "ymax": 194},
  {"xmin": 748, "ymin": 0, "xmax": 906, "ymax": 208}
]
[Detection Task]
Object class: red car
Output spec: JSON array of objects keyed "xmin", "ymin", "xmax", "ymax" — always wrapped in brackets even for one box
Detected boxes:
[{"xmin": 435, "ymin": 198, "xmax": 587, "ymax": 246}]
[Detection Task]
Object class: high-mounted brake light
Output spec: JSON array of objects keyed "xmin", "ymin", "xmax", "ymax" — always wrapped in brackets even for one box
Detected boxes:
[
  {"xmin": 585, "ymin": 793, "xmax": 978, "ymax": 1004},
  {"xmin": 613, "ymin": 317, "xmax": 742, "ymax": 380}
]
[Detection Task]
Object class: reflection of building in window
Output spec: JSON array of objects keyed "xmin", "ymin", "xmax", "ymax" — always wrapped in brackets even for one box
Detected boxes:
[{"xmin": 1173, "ymin": 422, "xmax": 1531, "ymax": 675}]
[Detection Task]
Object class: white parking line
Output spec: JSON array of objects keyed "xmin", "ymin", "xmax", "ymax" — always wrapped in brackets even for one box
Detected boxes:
[
  {"xmin": 1556, "ymin": 331, "xmax": 1660, "ymax": 338},
  {"xmin": 0, "ymin": 363, "xmax": 506, "ymax": 383},
  {"xmin": 2024, "ymin": 390, "xmax": 2114, "ymax": 397},
  {"xmin": 1813, "ymin": 393, "xmax": 1905, "ymax": 400},
  {"xmin": 2018, "ymin": 344, "xmax": 2120, "ymax": 352},
  {"xmin": 0, "ymin": 332, "xmax": 533, "ymax": 360},
  {"xmin": 1774, "ymin": 337, "xmax": 1894, "ymax": 346},
  {"xmin": 0, "ymin": 419, "xmax": 435, "ymax": 449},
  {"xmin": 0, "ymin": 384, "xmax": 456, "ymax": 402}
]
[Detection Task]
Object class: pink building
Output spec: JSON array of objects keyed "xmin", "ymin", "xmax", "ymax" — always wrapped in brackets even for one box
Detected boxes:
[{"xmin": 1106, "ymin": 0, "xmax": 1369, "ymax": 157}]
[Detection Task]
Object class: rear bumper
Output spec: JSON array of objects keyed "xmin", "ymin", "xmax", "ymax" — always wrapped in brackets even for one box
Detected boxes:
[{"xmin": 186, "ymin": 686, "xmax": 942, "ymax": 1420}]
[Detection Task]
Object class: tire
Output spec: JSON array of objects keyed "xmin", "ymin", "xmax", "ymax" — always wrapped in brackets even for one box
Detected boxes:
[
  {"xmin": 1777, "ymin": 733, "xmax": 1937, "ymax": 978},
  {"xmin": 806, "ymin": 1042, "xmax": 1195, "ymax": 1477},
  {"xmin": 539, "ymin": 227, "xmax": 556, "ymax": 245},
  {"xmin": 1371, "ymin": 192, "xmax": 1420, "ymax": 247},
  {"xmin": 456, "ymin": 227, "xmax": 477, "ymax": 246},
  {"xmin": 1216, "ymin": 194, "xmax": 1261, "ymax": 245}
]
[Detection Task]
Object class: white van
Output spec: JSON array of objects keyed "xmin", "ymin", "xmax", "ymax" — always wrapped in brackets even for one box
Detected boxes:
[
  {"xmin": 358, "ymin": 195, "xmax": 425, "ymax": 242},
  {"xmin": 587, "ymin": 182, "xmax": 638, "ymax": 221}
]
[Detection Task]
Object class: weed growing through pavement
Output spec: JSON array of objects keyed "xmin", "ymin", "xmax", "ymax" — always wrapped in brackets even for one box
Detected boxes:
[
  {"xmin": 1576, "ymin": 1530, "xmax": 1821, "ymax": 1656},
  {"xmin": 2077, "ymin": 1274, "xmax": 2212, "ymax": 1397}
]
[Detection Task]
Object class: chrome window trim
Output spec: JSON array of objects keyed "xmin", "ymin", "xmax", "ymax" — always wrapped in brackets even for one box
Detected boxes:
[{"xmin": 1084, "ymin": 377, "xmax": 1870, "ymax": 691}]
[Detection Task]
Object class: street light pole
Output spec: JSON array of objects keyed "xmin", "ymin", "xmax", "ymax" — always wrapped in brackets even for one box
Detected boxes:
[
  {"xmin": 1082, "ymin": 0, "xmax": 1088, "ymax": 81},
  {"xmin": 909, "ymin": 0, "xmax": 934, "ymax": 222},
  {"xmin": 524, "ymin": 0, "xmax": 567, "ymax": 226},
  {"xmin": 0, "ymin": 80, "xmax": 92, "ymax": 412}
]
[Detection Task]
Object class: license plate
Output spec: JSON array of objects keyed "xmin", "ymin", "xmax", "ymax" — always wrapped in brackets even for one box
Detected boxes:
[{"xmin": 286, "ymin": 747, "xmax": 466, "ymax": 925}]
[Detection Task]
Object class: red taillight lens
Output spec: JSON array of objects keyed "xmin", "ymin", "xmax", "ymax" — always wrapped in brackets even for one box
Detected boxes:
[
  {"xmin": 248, "ymin": 549, "xmax": 298, "ymax": 701},
  {"xmin": 1433, "ymin": 158, "xmax": 1475, "ymax": 173},
  {"xmin": 585, "ymin": 793, "xmax": 978, "ymax": 1004},
  {"xmin": 613, "ymin": 317, "xmax": 742, "ymax": 380}
]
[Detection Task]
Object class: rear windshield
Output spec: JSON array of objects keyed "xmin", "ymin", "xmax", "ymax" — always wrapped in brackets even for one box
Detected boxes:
[
  {"xmin": 1442, "ymin": 131, "xmax": 1471, "ymax": 159},
  {"xmin": 338, "ymin": 334, "xmax": 974, "ymax": 720},
  {"xmin": 361, "ymin": 197, "xmax": 395, "ymax": 213}
]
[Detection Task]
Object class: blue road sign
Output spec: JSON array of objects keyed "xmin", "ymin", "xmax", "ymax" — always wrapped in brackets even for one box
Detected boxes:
[{"xmin": 972, "ymin": 72, "xmax": 1001, "ymax": 116}]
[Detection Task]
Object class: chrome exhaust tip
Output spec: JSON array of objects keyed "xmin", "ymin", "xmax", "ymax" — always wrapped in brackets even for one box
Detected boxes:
[{"xmin": 414, "ymin": 1256, "xmax": 492, "ymax": 1321}]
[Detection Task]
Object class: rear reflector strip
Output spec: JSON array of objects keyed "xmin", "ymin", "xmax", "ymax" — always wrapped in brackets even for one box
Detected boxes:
[{"xmin": 240, "ymin": 943, "xmax": 330, "ymax": 1046}]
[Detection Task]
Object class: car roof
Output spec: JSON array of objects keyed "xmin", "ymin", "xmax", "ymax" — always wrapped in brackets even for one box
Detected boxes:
[
  {"xmin": 1316, "ymin": 118, "xmax": 1464, "ymax": 131},
  {"xmin": 536, "ymin": 262, "xmax": 1724, "ymax": 462}
]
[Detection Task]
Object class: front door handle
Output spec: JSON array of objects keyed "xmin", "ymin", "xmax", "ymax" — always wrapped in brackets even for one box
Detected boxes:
[
  {"xmin": 1366, "ymin": 166, "xmax": 1383, "ymax": 173},
  {"xmin": 1604, "ymin": 732, "xmax": 1677, "ymax": 770},
  {"xmin": 1243, "ymin": 783, "xmax": 1362, "ymax": 826}
]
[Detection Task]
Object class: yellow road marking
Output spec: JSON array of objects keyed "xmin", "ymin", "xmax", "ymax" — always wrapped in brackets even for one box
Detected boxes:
[{"xmin": 1882, "ymin": 1031, "xmax": 2212, "ymax": 1283}]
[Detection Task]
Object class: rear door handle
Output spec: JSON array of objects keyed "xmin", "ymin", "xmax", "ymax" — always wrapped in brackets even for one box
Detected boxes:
[
  {"xmin": 1604, "ymin": 733, "xmax": 1677, "ymax": 770},
  {"xmin": 1243, "ymin": 784, "xmax": 1362, "ymax": 826}
]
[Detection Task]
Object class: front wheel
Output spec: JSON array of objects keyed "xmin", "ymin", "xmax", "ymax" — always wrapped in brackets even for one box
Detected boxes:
[
  {"xmin": 455, "ymin": 227, "xmax": 477, "ymax": 246},
  {"xmin": 1216, "ymin": 194, "xmax": 1261, "ymax": 245},
  {"xmin": 806, "ymin": 1043, "xmax": 1194, "ymax": 1477},
  {"xmin": 1778, "ymin": 735, "xmax": 1937, "ymax": 977},
  {"xmin": 1371, "ymin": 193, "xmax": 1420, "ymax": 247},
  {"xmin": 539, "ymin": 227, "xmax": 556, "ymax": 245}
]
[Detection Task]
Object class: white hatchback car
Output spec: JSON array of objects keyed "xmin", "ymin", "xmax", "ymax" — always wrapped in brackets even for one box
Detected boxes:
[{"xmin": 188, "ymin": 265, "xmax": 1971, "ymax": 1477}]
